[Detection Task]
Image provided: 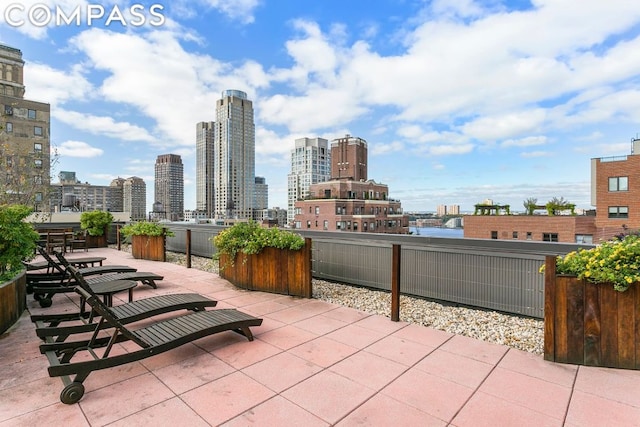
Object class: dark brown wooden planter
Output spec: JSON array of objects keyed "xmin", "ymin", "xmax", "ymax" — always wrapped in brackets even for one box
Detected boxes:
[
  {"xmin": 86, "ymin": 234, "xmax": 107, "ymax": 248},
  {"xmin": 544, "ymin": 256, "xmax": 640, "ymax": 369},
  {"xmin": 0, "ymin": 271, "xmax": 26, "ymax": 335},
  {"xmin": 219, "ymin": 238, "xmax": 311, "ymax": 297},
  {"xmin": 131, "ymin": 235, "xmax": 166, "ymax": 261}
]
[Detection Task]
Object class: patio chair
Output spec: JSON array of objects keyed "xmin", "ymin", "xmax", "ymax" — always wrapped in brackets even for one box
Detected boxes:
[
  {"xmin": 41, "ymin": 285, "xmax": 262, "ymax": 404},
  {"xmin": 29, "ymin": 250, "xmax": 164, "ymax": 308},
  {"xmin": 33, "ymin": 265, "xmax": 218, "ymax": 341}
]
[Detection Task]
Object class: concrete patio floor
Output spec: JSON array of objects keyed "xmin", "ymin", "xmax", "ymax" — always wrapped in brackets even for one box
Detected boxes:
[{"xmin": 1, "ymin": 247, "xmax": 640, "ymax": 426}]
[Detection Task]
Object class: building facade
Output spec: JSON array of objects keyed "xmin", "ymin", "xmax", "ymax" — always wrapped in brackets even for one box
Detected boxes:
[
  {"xmin": 0, "ymin": 44, "xmax": 51, "ymax": 211},
  {"xmin": 294, "ymin": 135, "xmax": 408, "ymax": 234},
  {"xmin": 464, "ymin": 215, "xmax": 596, "ymax": 243},
  {"xmin": 120, "ymin": 176, "xmax": 146, "ymax": 221},
  {"xmin": 331, "ymin": 134, "xmax": 367, "ymax": 180},
  {"xmin": 254, "ymin": 176, "xmax": 268, "ymax": 210},
  {"xmin": 155, "ymin": 154, "xmax": 184, "ymax": 221},
  {"xmin": 287, "ymin": 137, "xmax": 331, "ymax": 225},
  {"xmin": 196, "ymin": 121, "xmax": 215, "ymax": 217},
  {"xmin": 214, "ymin": 90, "xmax": 255, "ymax": 219}
]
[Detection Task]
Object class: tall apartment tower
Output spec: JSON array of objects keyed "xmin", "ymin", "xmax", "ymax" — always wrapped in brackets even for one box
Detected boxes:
[
  {"xmin": 214, "ymin": 90, "xmax": 255, "ymax": 219},
  {"xmin": 154, "ymin": 154, "xmax": 184, "ymax": 221},
  {"xmin": 122, "ymin": 176, "xmax": 147, "ymax": 221},
  {"xmin": 331, "ymin": 134, "xmax": 367, "ymax": 181},
  {"xmin": 254, "ymin": 176, "xmax": 268, "ymax": 210},
  {"xmin": 287, "ymin": 137, "xmax": 331, "ymax": 225},
  {"xmin": 196, "ymin": 121, "xmax": 215, "ymax": 216},
  {"xmin": 0, "ymin": 44, "xmax": 51, "ymax": 211}
]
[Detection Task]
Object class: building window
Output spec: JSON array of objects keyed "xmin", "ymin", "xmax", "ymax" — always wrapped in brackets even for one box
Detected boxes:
[
  {"xmin": 608, "ymin": 206, "xmax": 628, "ymax": 219},
  {"xmin": 28, "ymin": 109, "xmax": 36, "ymax": 119},
  {"xmin": 323, "ymin": 220, "xmax": 328, "ymax": 230},
  {"xmin": 491, "ymin": 231, "xmax": 498, "ymax": 239},
  {"xmin": 370, "ymin": 222, "xmax": 375, "ymax": 231},
  {"xmin": 353, "ymin": 222, "xmax": 358, "ymax": 231},
  {"xmin": 315, "ymin": 206, "xmax": 320, "ymax": 215},
  {"xmin": 306, "ymin": 220, "xmax": 311, "ymax": 229},
  {"xmin": 4, "ymin": 105, "xmax": 13, "ymax": 115},
  {"xmin": 512, "ymin": 231, "xmax": 518, "ymax": 239},
  {"xmin": 5, "ymin": 122, "xmax": 12, "ymax": 132},
  {"xmin": 35, "ymin": 192, "xmax": 43, "ymax": 202},
  {"xmin": 294, "ymin": 221, "xmax": 301, "ymax": 229},
  {"xmin": 526, "ymin": 232, "xmax": 532, "ymax": 240},
  {"xmin": 609, "ymin": 176, "xmax": 628, "ymax": 192},
  {"xmin": 34, "ymin": 159, "xmax": 43, "ymax": 168},
  {"xmin": 34, "ymin": 126, "xmax": 43, "ymax": 136},
  {"xmin": 542, "ymin": 233, "xmax": 559, "ymax": 242},
  {"xmin": 33, "ymin": 175, "xmax": 42, "ymax": 184},
  {"xmin": 34, "ymin": 142, "xmax": 42, "ymax": 152},
  {"xmin": 575, "ymin": 235, "xmax": 593, "ymax": 244}
]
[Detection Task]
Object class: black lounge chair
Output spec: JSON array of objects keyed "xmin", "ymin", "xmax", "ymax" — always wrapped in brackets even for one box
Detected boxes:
[
  {"xmin": 41, "ymin": 285, "xmax": 262, "ymax": 404},
  {"xmin": 29, "ymin": 250, "xmax": 163, "ymax": 307},
  {"xmin": 24, "ymin": 255, "xmax": 106, "ymax": 273},
  {"xmin": 33, "ymin": 266, "xmax": 218, "ymax": 341}
]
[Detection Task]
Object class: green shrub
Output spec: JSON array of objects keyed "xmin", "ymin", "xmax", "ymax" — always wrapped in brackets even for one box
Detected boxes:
[
  {"xmin": 212, "ymin": 221, "xmax": 305, "ymax": 266},
  {"xmin": 120, "ymin": 221, "xmax": 175, "ymax": 237},
  {"xmin": 0, "ymin": 204, "xmax": 39, "ymax": 282},
  {"xmin": 542, "ymin": 234, "xmax": 640, "ymax": 292},
  {"xmin": 80, "ymin": 211, "xmax": 114, "ymax": 236}
]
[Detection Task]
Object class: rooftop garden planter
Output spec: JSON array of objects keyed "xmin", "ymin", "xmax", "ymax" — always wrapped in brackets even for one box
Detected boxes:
[
  {"xmin": 213, "ymin": 221, "xmax": 311, "ymax": 297},
  {"xmin": 0, "ymin": 204, "xmax": 38, "ymax": 334},
  {"xmin": 543, "ymin": 235, "xmax": 640, "ymax": 369},
  {"xmin": 120, "ymin": 221, "xmax": 174, "ymax": 261},
  {"xmin": 80, "ymin": 211, "xmax": 113, "ymax": 247}
]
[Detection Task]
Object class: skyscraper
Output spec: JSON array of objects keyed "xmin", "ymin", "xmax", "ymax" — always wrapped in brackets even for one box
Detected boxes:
[
  {"xmin": 196, "ymin": 121, "xmax": 215, "ymax": 216},
  {"xmin": 122, "ymin": 176, "xmax": 146, "ymax": 221},
  {"xmin": 214, "ymin": 90, "xmax": 255, "ymax": 219},
  {"xmin": 254, "ymin": 176, "xmax": 268, "ymax": 211},
  {"xmin": 0, "ymin": 44, "xmax": 51, "ymax": 211},
  {"xmin": 287, "ymin": 137, "xmax": 331, "ymax": 225},
  {"xmin": 154, "ymin": 154, "xmax": 184, "ymax": 221},
  {"xmin": 331, "ymin": 134, "xmax": 367, "ymax": 181}
]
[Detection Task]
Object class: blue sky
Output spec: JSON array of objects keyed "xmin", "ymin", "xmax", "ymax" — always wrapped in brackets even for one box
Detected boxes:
[{"xmin": 1, "ymin": 0, "xmax": 640, "ymax": 214}]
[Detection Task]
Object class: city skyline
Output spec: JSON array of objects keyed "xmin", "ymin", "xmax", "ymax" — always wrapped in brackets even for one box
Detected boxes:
[{"xmin": 1, "ymin": 1, "xmax": 639, "ymax": 213}]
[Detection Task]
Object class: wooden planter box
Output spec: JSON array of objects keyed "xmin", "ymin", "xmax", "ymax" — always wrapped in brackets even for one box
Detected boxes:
[
  {"xmin": 86, "ymin": 226, "xmax": 108, "ymax": 248},
  {"xmin": 131, "ymin": 235, "xmax": 166, "ymax": 261},
  {"xmin": 219, "ymin": 239, "xmax": 311, "ymax": 297},
  {"xmin": 0, "ymin": 271, "xmax": 26, "ymax": 335},
  {"xmin": 544, "ymin": 256, "xmax": 640, "ymax": 369}
]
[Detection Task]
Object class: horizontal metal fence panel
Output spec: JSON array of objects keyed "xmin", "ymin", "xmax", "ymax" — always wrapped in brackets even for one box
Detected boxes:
[
  {"xmin": 165, "ymin": 225, "xmax": 221, "ymax": 258},
  {"xmin": 312, "ymin": 241, "xmax": 391, "ymax": 289}
]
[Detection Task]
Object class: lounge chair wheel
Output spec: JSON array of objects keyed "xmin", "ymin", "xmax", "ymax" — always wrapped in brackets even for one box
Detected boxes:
[
  {"xmin": 60, "ymin": 382, "xmax": 84, "ymax": 404},
  {"xmin": 39, "ymin": 297, "xmax": 52, "ymax": 308}
]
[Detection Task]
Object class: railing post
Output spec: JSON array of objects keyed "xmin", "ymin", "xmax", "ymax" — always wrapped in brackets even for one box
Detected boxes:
[
  {"xmin": 543, "ymin": 254, "xmax": 557, "ymax": 361},
  {"xmin": 161, "ymin": 228, "xmax": 167, "ymax": 263},
  {"xmin": 391, "ymin": 244, "xmax": 401, "ymax": 321},
  {"xmin": 186, "ymin": 229, "xmax": 192, "ymax": 269},
  {"xmin": 116, "ymin": 224, "xmax": 121, "ymax": 251}
]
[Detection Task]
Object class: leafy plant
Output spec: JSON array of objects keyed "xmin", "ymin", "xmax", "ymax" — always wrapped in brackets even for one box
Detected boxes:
[
  {"xmin": 212, "ymin": 221, "xmax": 305, "ymax": 267},
  {"xmin": 523, "ymin": 197, "xmax": 538, "ymax": 215},
  {"xmin": 545, "ymin": 197, "xmax": 575, "ymax": 216},
  {"xmin": 120, "ymin": 221, "xmax": 175, "ymax": 237},
  {"xmin": 80, "ymin": 211, "xmax": 114, "ymax": 236},
  {"xmin": 542, "ymin": 234, "xmax": 640, "ymax": 292},
  {"xmin": 0, "ymin": 204, "xmax": 40, "ymax": 282}
]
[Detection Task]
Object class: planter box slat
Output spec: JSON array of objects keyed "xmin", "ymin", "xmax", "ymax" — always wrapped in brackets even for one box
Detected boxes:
[
  {"xmin": 617, "ymin": 287, "xmax": 637, "ymax": 369},
  {"xmin": 555, "ymin": 276, "xmax": 569, "ymax": 363},
  {"xmin": 566, "ymin": 277, "xmax": 584, "ymax": 365},
  {"xmin": 543, "ymin": 255, "xmax": 556, "ymax": 361},
  {"xmin": 599, "ymin": 286, "xmax": 619, "ymax": 367},
  {"xmin": 131, "ymin": 235, "xmax": 166, "ymax": 261},
  {"xmin": 583, "ymin": 282, "xmax": 601, "ymax": 366}
]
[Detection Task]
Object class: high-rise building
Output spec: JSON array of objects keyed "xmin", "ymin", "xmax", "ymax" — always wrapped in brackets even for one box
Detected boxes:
[
  {"xmin": 121, "ymin": 176, "xmax": 146, "ymax": 221},
  {"xmin": 448, "ymin": 204, "xmax": 460, "ymax": 215},
  {"xmin": 214, "ymin": 90, "xmax": 255, "ymax": 219},
  {"xmin": 155, "ymin": 154, "xmax": 184, "ymax": 221},
  {"xmin": 196, "ymin": 121, "xmax": 215, "ymax": 216},
  {"xmin": 287, "ymin": 137, "xmax": 331, "ymax": 225},
  {"xmin": 331, "ymin": 134, "xmax": 367, "ymax": 181},
  {"xmin": 0, "ymin": 44, "xmax": 51, "ymax": 211},
  {"xmin": 254, "ymin": 176, "xmax": 268, "ymax": 210},
  {"xmin": 436, "ymin": 205, "xmax": 447, "ymax": 216}
]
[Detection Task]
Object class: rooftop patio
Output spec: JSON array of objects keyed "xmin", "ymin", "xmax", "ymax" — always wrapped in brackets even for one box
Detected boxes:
[{"xmin": 1, "ymin": 248, "xmax": 639, "ymax": 426}]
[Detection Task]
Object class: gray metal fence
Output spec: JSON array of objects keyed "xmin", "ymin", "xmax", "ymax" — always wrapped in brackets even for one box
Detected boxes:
[{"xmin": 163, "ymin": 224, "xmax": 592, "ymax": 319}]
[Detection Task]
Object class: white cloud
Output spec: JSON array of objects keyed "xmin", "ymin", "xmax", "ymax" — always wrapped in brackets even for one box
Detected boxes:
[
  {"xmin": 520, "ymin": 151, "xmax": 550, "ymax": 158},
  {"xmin": 55, "ymin": 111, "xmax": 156, "ymax": 142},
  {"xmin": 24, "ymin": 63, "xmax": 93, "ymax": 107},
  {"xmin": 57, "ymin": 140, "xmax": 103, "ymax": 158},
  {"xmin": 502, "ymin": 136, "xmax": 548, "ymax": 148}
]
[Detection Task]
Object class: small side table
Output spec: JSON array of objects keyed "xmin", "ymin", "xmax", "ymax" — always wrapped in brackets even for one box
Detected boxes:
[{"xmin": 82, "ymin": 280, "xmax": 137, "ymax": 316}]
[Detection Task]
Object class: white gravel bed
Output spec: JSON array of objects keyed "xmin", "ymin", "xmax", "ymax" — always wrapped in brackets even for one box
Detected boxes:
[{"xmin": 121, "ymin": 247, "xmax": 543, "ymax": 355}]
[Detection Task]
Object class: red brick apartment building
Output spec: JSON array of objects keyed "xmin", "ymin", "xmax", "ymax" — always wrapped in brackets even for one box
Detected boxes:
[
  {"xmin": 294, "ymin": 135, "xmax": 409, "ymax": 234},
  {"xmin": 464, "ymin": 139, "xmax": 640, "ymax": 244}
]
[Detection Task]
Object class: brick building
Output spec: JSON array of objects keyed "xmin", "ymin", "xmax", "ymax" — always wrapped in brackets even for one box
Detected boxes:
[
  {"xmin": 294, "ymin": 135, "xmax": 408, "ymax": 234},
  {"xmin": 464, "ymin": 138, "xmax": 640, "ymax": 244}
]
